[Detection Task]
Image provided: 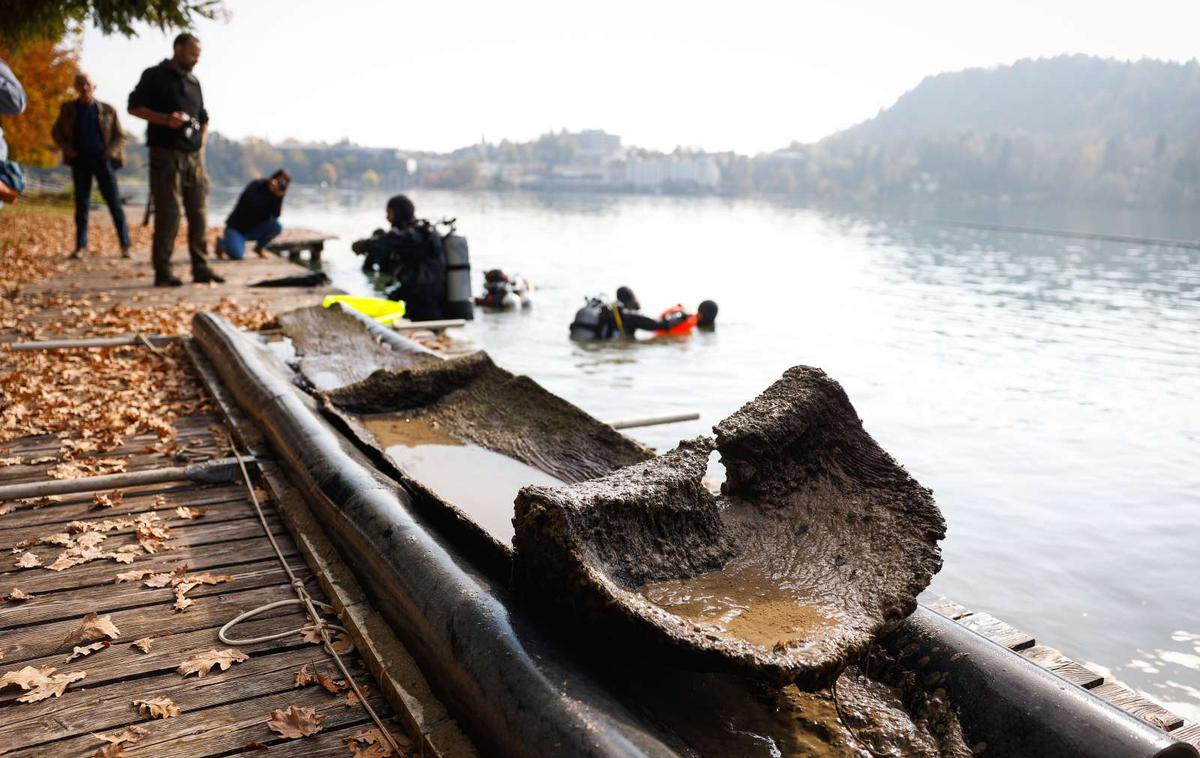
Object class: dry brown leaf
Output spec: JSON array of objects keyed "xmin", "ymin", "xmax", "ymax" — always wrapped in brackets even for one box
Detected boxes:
[
  {"xmin": 91, "ymin": 490, "xmax": 124, "ymax": 510},
  {"xmin": 266, "ymin": 704, "xmax": 324, "ymax": 739},
  {"xmin": 346, "ymin": 727, "xmax": 403, "ymax": 757},
  {"xmin": 6, "ymin": 588, "xmax": 33, "ymax": 602},
  {"xmin": 186, "ymin": 572, "xmax": 234, "ymax": 585},
  {"xmin": 131, "ymin": 636, "xmax": 155, "ymax": 654},
  {"xmin": 115, "ymin": 569, "xmax": 150, "ymax": 584},
  {"xmin": 76, "ymin": 531, "xmax": 108, "ymax": 549},
  {"xmin": 176, "ymin": 648, "xmax": 247, "ymax": 678},
  {"xmin": 132, "ymin": 696, "xmax": 181, "ymax": 719},
  {"xmin": 142, "ymin": 572, "xmax": 174, "ymax": 588},
  {"xmin": 0, "ymin": 665, "xmax": 87, "ymax": 703},
  {"xmin": 316, "ymin": 671, "xmax": 351, "ymax": 695},
  {"xmin": 294, "ymin": 664, "xmax": 317, "ymax": 688},
  {"xmin": 172, "ymin": 582, "xmax": 198, "ymax": 612},
  {"xmin": 0, "ymin": 503, "xmax": 17, "ymax": 516},
  {"xmin": 39, "ymin": 532, "xmax": 73, "ymax": 547},
  {"xmin": 330, "ymin": 632, "xmax": 353, "ymax": 654},
  {"xmin": 66, "ymin": 641, "xmax": 109, "ymax": 661},
  {"xmin": 62, "ymin": 612, "xmax": 121, "ymax": 647},
  {"xmin": 173, "ymin": 505, "xmax": 207, "ymax": 519},
  {"xmin": 90, "ymin": 725, "xmax": 148, "ymax": 758},
  {"xmin": 14, "ymin": 552, "xmax": 40, "ymax": 569}
]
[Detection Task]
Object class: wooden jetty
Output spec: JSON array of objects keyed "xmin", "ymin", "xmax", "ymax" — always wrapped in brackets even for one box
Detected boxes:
[
  {"xmin": 265, "ymin": 228, "xmax": 337, "ymax": 264},
  {"xmin": 0, "ymin": 222, "xmax": 467, "ymax": 756},
  {"xmin": 1, "ymin": 211, "xmax": 1195, "ymax": 755}
]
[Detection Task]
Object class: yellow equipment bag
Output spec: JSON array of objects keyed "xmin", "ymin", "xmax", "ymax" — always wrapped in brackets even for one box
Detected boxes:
[{"xmin": 322, "ymin": 295, "xmax": 407, "ymax": 325}]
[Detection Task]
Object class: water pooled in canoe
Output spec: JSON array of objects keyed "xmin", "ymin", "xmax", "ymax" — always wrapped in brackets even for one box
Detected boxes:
[{"xmin": 363, "ymin": 413, "xmax": 564, "ymax": 544}]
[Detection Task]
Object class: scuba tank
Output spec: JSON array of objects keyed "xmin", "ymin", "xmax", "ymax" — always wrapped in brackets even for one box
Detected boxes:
[
  {"xmin": 441, "ymin": 219, "xmax": 474, "ymax": 320},
  {"xmin": 570, "ymin": 297, "xmax": 614, "ymax": 340}
]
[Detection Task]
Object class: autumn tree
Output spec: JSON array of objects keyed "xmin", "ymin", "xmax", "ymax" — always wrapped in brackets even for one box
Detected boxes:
[
  {"xmin": 0, "ymin": 38, "xmax": 79, "ymax": 168},
  {"xmin": 0, "ymin": 1, "xmax": 228, "ymax": 49},
  {"xmin": 317, "ymin": 162, "xmax": 337, "ymax": 185}
]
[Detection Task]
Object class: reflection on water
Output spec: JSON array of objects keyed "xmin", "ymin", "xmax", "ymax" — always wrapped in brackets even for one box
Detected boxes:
[
  {"xmin": 362, "ymin": 413, "xmax": 563, "ymax": 545},
  {"xmin": 212, "ymin": 187, "xmax": 1200, "ymax": 717}
]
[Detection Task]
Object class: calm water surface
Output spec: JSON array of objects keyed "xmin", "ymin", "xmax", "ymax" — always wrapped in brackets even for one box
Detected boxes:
[{"xmin": 214, "ymin": 188, "xmax": 1200, "ymax": 718}]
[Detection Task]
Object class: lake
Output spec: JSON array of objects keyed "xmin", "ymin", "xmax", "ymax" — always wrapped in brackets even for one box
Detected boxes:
[{"xmin": 213, "ymin": 186, "xmax": 1200, "ymax": 720}]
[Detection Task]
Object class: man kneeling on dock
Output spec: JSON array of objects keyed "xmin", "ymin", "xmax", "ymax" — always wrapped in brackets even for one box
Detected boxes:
[{"xmin": 216, "ymin": 169, "xmax": 289, "ymax": 259}]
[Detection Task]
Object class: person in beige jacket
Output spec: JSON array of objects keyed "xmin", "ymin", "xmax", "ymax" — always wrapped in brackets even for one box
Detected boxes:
[{"xmin": 51, "ymin": 72, "xmax": 131, "ymax": 258}]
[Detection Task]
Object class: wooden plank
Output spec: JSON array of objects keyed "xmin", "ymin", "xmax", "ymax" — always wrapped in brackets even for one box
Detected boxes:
[
  {"xmin": 1172, "ymin": 721, "xmax": 1200, "ymax": 745},
  {"xmin": 0, "ymin": 484, "xmax": 248, "ymax": 530},
  {"xmin": 0, "ymin": 533, "xmax": 299, "ymax": 596},
  {"xmin": 15, "ymin": 686, "xmax": 389, "ymax": 757},
  {"xmin": 0, "ymin": 638, "xmax": 343, "ymax": 748},
  {"xmin": 0, "ymin": 581, "xmax": 317, "ymax": 664},
  {"xmin": 1090, "ymin": 681, "xmax": 1184, "ymax": 731},
  {"xmin": 956, "ymin": 611, "xmax": 1035, "ymax": 651},
  {"xmin": 246, "ymin": 719, "xmax": 409, "ymax": 757},
  {"xmin": 0, "ymin": 558, "xmax": 311, "ymax": 630},
  {"xmin": 923, "ymin": 596, "xmax": 974, "ymax": 621},
  {"xmin": 1019, "ymin": 644, "xmax": 1104, "ymax": 689},
  {"xmin": 0, "ymin": 496, "xmax": 271, "ymax": 550}
]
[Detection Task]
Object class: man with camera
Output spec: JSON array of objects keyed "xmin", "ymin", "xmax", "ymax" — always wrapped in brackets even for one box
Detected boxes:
[{"xmin": 128, "ymin": 32, "xmax": 223, "ymax": 286}]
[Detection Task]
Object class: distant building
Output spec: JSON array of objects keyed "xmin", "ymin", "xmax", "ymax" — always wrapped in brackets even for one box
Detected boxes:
[
  {"xmin": 619, "ymin": 154, "xmax": 720, "ymax": 189},
  {"xmin": 573, "ymin": 130, "xmax": 622, "ymax": 162}
]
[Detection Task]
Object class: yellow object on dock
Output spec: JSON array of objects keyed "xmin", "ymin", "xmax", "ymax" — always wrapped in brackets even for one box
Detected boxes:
[{"xmin": 322, "ymin": 294, "xmax": 407, "ymax": 324}]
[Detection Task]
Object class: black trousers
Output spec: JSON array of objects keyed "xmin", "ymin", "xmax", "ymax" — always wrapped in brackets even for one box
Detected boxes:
[{"xmin": 71, "ymin": 156, "xmax": 130, "ymax": 250}]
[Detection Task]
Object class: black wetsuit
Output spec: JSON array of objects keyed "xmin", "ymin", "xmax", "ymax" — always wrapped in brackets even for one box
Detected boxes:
[
  {"xmin": 571, "ymin": 302, "xmax": 668, "ymax": 339},
  {"xmin": 352, "ymin": 223, "xmax": 446, "ymax": 321}
]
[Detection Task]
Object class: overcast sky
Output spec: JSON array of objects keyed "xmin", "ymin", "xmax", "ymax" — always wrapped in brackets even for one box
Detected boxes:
[{"xmin": 79, "ymin": 0, "xmax": 1200, "ymax": 154}]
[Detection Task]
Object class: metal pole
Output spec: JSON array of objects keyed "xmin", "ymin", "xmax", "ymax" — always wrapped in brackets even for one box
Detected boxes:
[
  {"xmin": 6, "ymin": 335, "xmax": 176, "ymax": 351},
  {"xmin": 605, "ymin": 412, "xmax": 700, "ymax": 430},
  {"xmin": 0, "ymin": 456, "xmax": 252, "ymax": 501},
  {"xmin": 391, "ymin": 319, "xmax": 466, "ymax": 332}
]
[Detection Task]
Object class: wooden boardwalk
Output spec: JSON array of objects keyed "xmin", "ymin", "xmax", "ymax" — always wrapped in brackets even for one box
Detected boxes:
[
  {"xmin": 926, "ymin": 596, "xmax": 1200, "ymax": 748},
  {"xmin": 0, "ymin": 228, "xmax": 421, "ymax": 755}
]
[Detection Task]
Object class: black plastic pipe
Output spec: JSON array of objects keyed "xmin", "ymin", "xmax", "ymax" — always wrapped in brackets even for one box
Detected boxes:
[{"xmin": 886, "ymin": 607, "xmax": 1197, "ymax": 758}]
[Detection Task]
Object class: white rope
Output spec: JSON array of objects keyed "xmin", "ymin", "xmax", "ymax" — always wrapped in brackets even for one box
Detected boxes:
[{"xmin": 225, "ymin": 439, "xmax": 405, "ymax": 754}]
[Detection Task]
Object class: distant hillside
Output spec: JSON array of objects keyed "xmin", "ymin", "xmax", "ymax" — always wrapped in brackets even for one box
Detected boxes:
[
  {"xmin": 829, "ymin": 55, "xmax": 1200, "ymax": 145},
  {"xmin": 730, "ymin": 55, "xmax": 1200, "ymax": 207}
]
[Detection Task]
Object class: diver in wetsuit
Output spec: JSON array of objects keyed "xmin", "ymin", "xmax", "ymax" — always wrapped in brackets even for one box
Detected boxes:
[
  {"xmin": 351, "ymin": 194, "xmax": 447, "ymax": 321},
  {"xmin": 571, "ymin": 286, "xmax": 718, "ymax": 339}
]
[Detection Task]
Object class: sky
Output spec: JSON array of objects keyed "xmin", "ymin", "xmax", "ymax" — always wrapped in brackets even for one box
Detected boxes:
[{"xmin": 80, "ymin": 0, "xmax": 1200, "ymax": 154}]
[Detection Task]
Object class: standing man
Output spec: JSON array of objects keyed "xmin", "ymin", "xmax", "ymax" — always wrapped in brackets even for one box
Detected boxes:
[
  {"xmin": 128, "ymin": 33, "xmax": 223, "ymax": 286},
  {"xmin": 52, "ymin": 73, "xmax": 132, "ymax": 258},
  {"xmin": 0, "ymin": 56, "xmax": 27, "ymax": 207}
]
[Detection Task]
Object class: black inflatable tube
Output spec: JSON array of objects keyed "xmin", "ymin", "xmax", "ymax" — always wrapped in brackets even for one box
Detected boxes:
[
  {"xmin": 887, "ymin": 607, "xmax": 1197, "ymax": 758},
  {"xmin": 192, "ymin": 313, "xmax": 678, "ymax": 758}
]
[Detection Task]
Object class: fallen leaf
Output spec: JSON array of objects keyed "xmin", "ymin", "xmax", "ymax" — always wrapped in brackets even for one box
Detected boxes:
[
  {"xmin": 90, "ymin": 725, "xmax": 148, "ymax": 758},
  {"xmin": 39, "ymin": 532, "xmax": 73, "ymax": 547},
  {"xmin": 174, "ymin": 506, "xmax": 207, "ymax": 519},
  {"xmin": 131, "ymin": 637, "xmax": 155, "ymax": 653},
  {"xmin": 14, "ymin": 552, "xmax": 40, "ymax": 569},
  {"xmin": 266, "ymin": 704, "xmax": 324, "ymax": 739},
  {"xmin": 294, "ymin": 664, "xmax": 316, "ymax": 688},
  {"xmin": 0, "ymin": 665, "xmax": 87, "ymax": 703},
  {"xmin": 66, "ymin": 641, "xmax": 109, "ymax": 661},
  {"xmin": 143, "ymin": 573, "xmax": 174, "ymax": 588},
  {"xmin": 177, "ymin": 648, "xmax": 247, "ymax": 678},
  {"xmin": 0, "ymin": 503, "xmax": 17, "ymax": 516},
  {"xmin": 6, "ymin": 588, "xmax": 33, "ymax": 602},
  {"xmin": 316, "ymin": 671, "xmax": 351, "ymax": 695},
  {"xmin": 115, "ymin": 569, "xmax": 150, "ymax": 584},
  {"xmin": 91, "ymin": 490, "xmax": 124, "ymax": 510},
  {"xmin": 346, "ymin": 727, "xmax": 403, "ymax": 756},
  {"xmin": 76, "ymin": 531, "xmax": 108, "ymax": 549},
  {"xmin": 62, "ymin": 612, "xmax": 121, "ymax": 647},
  {"xmin": 132, "ymin": 696, "xmax": 181, "ymax": 719},
  {"xmin": 172, "ymin": 584, "xmax": 195, "ymax": 612},
  {"xmin": 185, "ymin": 572, "xmax": 233, "ymax": 585},
  {"xmin": 330, "ymin": 632, "xmax": 353, "ymax": 654}
]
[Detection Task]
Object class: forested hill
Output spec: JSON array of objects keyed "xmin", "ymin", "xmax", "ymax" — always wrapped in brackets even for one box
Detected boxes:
[
  {"xmin": 739, "ymin": 55, "xmax": 1200, "ymax": 207},
  {"xmin": 830, "ymin": 55, "xmax": 1200, "ymax": 144}
]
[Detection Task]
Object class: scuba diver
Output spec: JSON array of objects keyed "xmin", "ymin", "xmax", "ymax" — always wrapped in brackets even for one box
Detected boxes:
[
  {"xmin": 475, "ymin": 268, "xmax": 532, "ymax": 310},
  {"xmin": 352, "ymin": 194, "xmax": 447, "ymax": 321},
  {"xmin": 570, "ymin": 286, "xmax": 718, "ymax": 340}
]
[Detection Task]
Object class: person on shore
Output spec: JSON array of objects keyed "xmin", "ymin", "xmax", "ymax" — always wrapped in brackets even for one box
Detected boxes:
[
  {"xmin": 52, "ymin": 73, "xmax": 132, "ymax": 258},
  {"xmin": 0, "ymin": 56, "xmax": 28, "ymax": 207},
  {"xmin": 216, "ymin": 170, "xmax": 289, "ymax": 259},
  {"xmin": 128, "ymin": 33, "xmax": 223, "ymax": 286},
  {"xmin": 351, "ymin": 194, "xmax": 447, "ymax": 321}
]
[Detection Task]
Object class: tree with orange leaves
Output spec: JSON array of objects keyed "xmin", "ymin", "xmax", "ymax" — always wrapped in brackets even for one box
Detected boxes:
[{"xmin": 0, "ymin": 38, "xmax": 79, "ymax": 168}]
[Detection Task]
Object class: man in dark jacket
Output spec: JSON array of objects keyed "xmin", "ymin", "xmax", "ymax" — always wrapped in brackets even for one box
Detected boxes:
[
  {"xmin": 216, "ymin": 170, "xmax": 289, "ymax": 259},
  {"xmin": 352, "ymin": 194, "xmax": 447, "ymax": 321},
  {"xmin": 52, "ymin": 73, "xmax": 131, "ymax": 258},
  {"xmin": 0, "ymin": 56, "xmax": 27, "ymax": 207},
  {"xmin": 128, "ymin": 33, "xmax": 223, "ymax": 286}
]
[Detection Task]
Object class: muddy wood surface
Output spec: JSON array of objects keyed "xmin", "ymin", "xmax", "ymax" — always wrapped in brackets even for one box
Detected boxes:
[
  {"xmin": 513, "ymin": 366, "xmax": 946, "ymax": 689},
  {"xmin": 0, "ymin": 209, "xmax": 409, "ymax": 756}
]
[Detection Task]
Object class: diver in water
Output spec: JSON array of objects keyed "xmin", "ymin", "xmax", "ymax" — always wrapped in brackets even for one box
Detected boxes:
[
  {"xmin": 570, "ymin": 286, "xmax": 718, "ymax": 339},
  {"xmin": 351, "ymin": 194, "xmax": 447, "ymax": 321}
]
